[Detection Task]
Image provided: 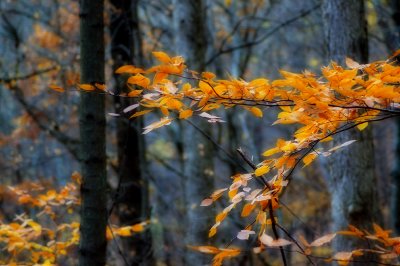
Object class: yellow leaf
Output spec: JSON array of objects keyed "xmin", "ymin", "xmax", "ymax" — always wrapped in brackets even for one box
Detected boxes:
[
  {"xmin": 179, "ymin": 109, "xmax": 193, "ymax": 119},
  {"xmin": 28, "ymin": 220, "xmax": 42, "ymax": 234},
  {"xmin": 254, "ymin": 165, "xmax": 270, "ymax": 176},
  {"xmin": 357, "ymin": 122, "xmax": 368, "ymax": 131},
  {"xmin": 49, "ymin": 84, "xmax": 65, "ymax": 92},
  {"xmin": 250, "ymin": 107, "xmax": 263, "ymax": 118},
  {"xmin": 78, "ymin": 84, "xmax": 95, "ymax": 91},
  {"xmin": 302, "ymin": 152, "xmax": 318, "ymax": 167},
  {"xmin": 262, "ymin": 147, "xmax": 279, "ymax": 157},
  {"xmin": 129, "ymin": 109, "xmax": 152, "ymax": 118},
  {"xmin": 152, "ymin": 51, "xmax": 171, "ymax": 64},
  {"xmin": 202, "ymin": 103, "xmax": 220, "ymax": 111}
]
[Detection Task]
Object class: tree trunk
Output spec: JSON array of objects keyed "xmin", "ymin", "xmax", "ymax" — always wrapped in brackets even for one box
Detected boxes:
[
  {"xmin": 78, "ymin": 1, "xmax": 107, "ymax": 265},
  {"xmin": 173, "ymin": 1, "xmax": 215, "ymax": 264},
  {"xmin": 322, "ymin": 0, "xmax": 380, "ymax": 262},
  {"xmin": 109, "ymin": 0, "xmax": 153, "ymax": 264}
]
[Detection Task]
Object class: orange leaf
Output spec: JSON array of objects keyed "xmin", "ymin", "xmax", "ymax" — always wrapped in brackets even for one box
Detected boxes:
[
  {"xmin": 94, "ymin": 83, "xmax": 106, "ymax": 91},
  {"xmin": 179, "ymin": 109, "xmax": 193, "ymax": 120},
  {"xmin": 152, "ymin": 51, "xmax": 171, "ymax": 64},
  {"xmin": 115, "ymin": 65, "xmax": 145, "ymax": 74},
  {"xmin": 49, "ymin": 84, "xmax": 65, "ymax": 92},
  {"xmin": 202, "ymin": 72, "xmax": 216, "ymax": 79},
  {"xmin": 250, "ymin": 107, "xmax": 263, "ymax": 118},
  {"xmin": 199, "ymin": 80, "xmax": 213, "ymax": 94},
  {"xmin": 78, "ymin": 84, "xmax": 95, "ymax": 91},
  {"xmin": 241, "ymin": 203, "xmax": 256, "ymax": 217},
  {"xmin": 127, "ymin": 74, "xmax": 150, "ymax": 88}
]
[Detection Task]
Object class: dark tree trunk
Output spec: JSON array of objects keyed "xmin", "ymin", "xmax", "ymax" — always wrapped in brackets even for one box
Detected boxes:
[
  {"xmin": 109, "ymin": 0, "xmax": 153, "ymax": 264},
  {"xmin": 173, "ymin": 1, "xmax": 215, "ymax": 265},
  {"xmin": 78, "ymin": 0, "xmax": 107, "ymax": 265},
  {"xmin": 322, "ymin": 0, "xmax": 380, "ymax": 263}
]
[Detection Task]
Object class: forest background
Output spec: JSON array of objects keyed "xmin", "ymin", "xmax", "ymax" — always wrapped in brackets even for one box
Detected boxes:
[{"xmin": 0, "ymin": 0, "xmax": 400, "ymax": 265}]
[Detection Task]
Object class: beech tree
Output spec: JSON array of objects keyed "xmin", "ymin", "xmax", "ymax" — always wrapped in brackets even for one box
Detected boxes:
[
  {"xmin": 322, "ymin": 0, "xmax": 380, "ymax": 261},
  {"xmin": 172, "ymin": 1, "xmax": 216, "ymax": 264}
]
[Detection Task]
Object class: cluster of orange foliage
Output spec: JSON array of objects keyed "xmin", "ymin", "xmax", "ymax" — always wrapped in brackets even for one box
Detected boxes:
[
  {"xmin": 0, "ymin": 172, "xmax": 147, "ymax": 265},
  {"xmin": 51, "ymin": 50, "xmax": 400, "ymax": 265}
]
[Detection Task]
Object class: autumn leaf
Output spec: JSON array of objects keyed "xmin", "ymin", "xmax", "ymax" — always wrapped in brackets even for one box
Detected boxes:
[
  {"xmin": 310, "ymin": 233, "xmax": 336, "ymax": 247},
  {"xmin": 129, "ymin": 109, "xmax": 152, "ymax": 119},
  {"xmin": 188, "ymin": 245, "xmax": 220, "ymax": 254},
  {"xmin": 142, "ymin": 117, "xmax": 173, "ymax": 134},
  {"xmin": 254, "ymin": 165, "xmax": 270, "ymax": 176},
  {"xmin": 49, "ymin": 84, "xmax": 65, "ymax": 92},
  {"xmin": 152, "ymin": 51, "xmax": 171, "ymax": 64},
  {"xmin": 78, "ymin": 84, "xmax": 95, "ymax": 91},
  {"xmin": 127, "ymin": 90, "xmax": 143, "ymax": 97},
  {"xmin": 115, "ymin": 65, "xmax": 145, "ymax": 74},
  {"xmin": 241, "ymin": 203, "xmax": 256, "ymax": 217},
  {"xmin": 302, "ymin": 152, "xmax": 318, "ymax": 167},
  {"xmin": 250, "ymin": 107, "xmax": 263, "ymax": 118},
  {"xmin": 345, "ymin": 57, "xmax": 361, "ymax": 69},
  {"xmin": 127, "ymin": 74, "xmax": 150, "ymax": 88},
  {"xmin": 237, "ymin": 230, "xmax": 255, "ymax": 240},
  {"xmin": 356, "ymin": 122, "xmax": 368, "ymax": 131},
  {"xmin": 260, "ymin": 233, "xmax": 292, "ymax": 247}
]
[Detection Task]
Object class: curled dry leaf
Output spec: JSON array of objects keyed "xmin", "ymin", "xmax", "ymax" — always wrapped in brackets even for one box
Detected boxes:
[
  {"xmin": 237, "ymin": 230, "xmax": 255, "ymax": 240},
  {"xmin": 260, "ymin": 233, "xmax": 292, "ymax": 247},
  {"xmin": 310, "ymin": 233, "xmax": 336, "ymax": 247},
  {"xmin": 200, "ymin": 198, "xmax": 213, "ymax": 207}
]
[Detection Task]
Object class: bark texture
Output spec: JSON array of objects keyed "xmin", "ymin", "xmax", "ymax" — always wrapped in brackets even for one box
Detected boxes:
[
  {"xmin": 110, "ymin": 0, "xmax": 152, "ymax": 264},
  {"xmin": 78, "ymin": 1, "xmax": 107, "ymax": 265},
  {"xmin": 322, "ymin": 0, "xmax": 380, "ymax": 262},
  {"xmin": 173, "ymin": 1, "xmax": 215, "ymax": 264}
]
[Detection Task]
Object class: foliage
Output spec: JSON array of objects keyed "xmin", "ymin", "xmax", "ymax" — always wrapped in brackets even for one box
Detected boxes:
[
  {"xmin": 0, "ymin": 172, "xmax": 147, "ymax": 265},
  {"xmin": 54, "ymin": 50, "xmax": 400, "ymax": 265}
]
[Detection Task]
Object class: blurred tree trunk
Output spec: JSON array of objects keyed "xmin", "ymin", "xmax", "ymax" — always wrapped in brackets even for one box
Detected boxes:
[
  {"xmin": 375, "ymin": 0, "xmax": 400, "ymax": 235},
  {"xmin": 322, "ymin": 0, "xmax": 380, "ymax": 262},
  {"xmin": 78, "ymin": 0, "xmax": 107, "ymax": 265},
  {"xmin": 173, "ymin": 0, "xmax": 215, "ymax": 265},
  {"xmin": 109, "ymin": 0, "xmax": 153, "ymax": 265}
]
